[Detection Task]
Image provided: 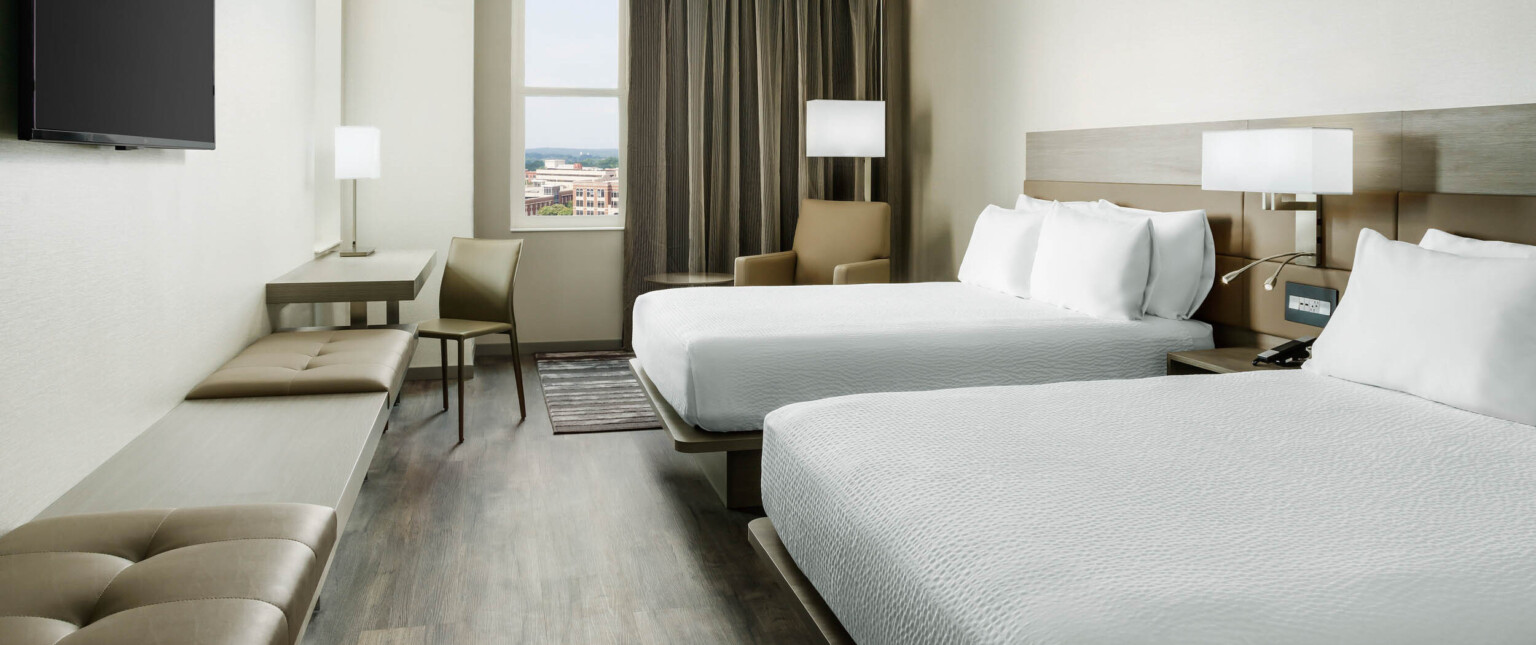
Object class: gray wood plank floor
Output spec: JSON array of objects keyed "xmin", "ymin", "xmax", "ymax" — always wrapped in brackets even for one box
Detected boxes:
[{"xmin": 302, "ymin": 354, "xmax": 819, "ymax": 644}]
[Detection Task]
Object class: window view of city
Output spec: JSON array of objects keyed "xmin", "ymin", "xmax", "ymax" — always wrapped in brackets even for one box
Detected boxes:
[
  {"xmin": 520, "ymin": 0, "xmax": 621, "ymax": 220},
  {"xmin": 523, "ymin": 147, "xmax": 620, "ymax": 217}
]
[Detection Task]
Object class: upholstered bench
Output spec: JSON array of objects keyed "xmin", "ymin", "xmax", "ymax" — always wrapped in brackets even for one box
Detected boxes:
[
  {"xmin": 186, "ymin": 328, "xmax": 413, "ymax": 400},
  {"xmin": 0, "ymin": 504, "xmax": 336, "ymax": 645}
]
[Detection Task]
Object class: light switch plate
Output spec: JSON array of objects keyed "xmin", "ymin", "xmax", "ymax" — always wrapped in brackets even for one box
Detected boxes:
[{"xmin": 1285, "ymin": 282, "xmax": 1339, "ymax": 327}]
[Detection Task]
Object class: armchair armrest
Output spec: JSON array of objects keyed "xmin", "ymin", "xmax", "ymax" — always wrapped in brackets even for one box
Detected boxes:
[
  {"xmin": 833, "ymin": 258, "xmax": 890, "ymax": 285},
  {"xmin": 734, "ymin": 250, "xmax": 798, "ymax": 286}
]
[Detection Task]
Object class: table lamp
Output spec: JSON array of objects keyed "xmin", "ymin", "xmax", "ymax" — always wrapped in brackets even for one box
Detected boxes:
[
  {"xmin": 806, "ymin": 99, "xmax": 885, "ymax": 201},
  {"xmin": 336, "ymin": 126, "xmax": 381, "ymax": 257},
  {"xmin": 1202, "ymin": 127, "xmax": 1352, "ymax": 287}
]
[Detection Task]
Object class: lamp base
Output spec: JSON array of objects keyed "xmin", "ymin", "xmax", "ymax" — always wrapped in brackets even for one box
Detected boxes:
[
  {"xmin": 1261, "ymin": 192, "xmax": 1321, "ymax": 267},
  {"xmin": 340, "ymin": 246, "xmax": 375, "ymax": 257}
]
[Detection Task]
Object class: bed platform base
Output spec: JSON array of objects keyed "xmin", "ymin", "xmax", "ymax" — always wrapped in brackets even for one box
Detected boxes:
[
  {"xmin": 630, "ymin": 359, "xmax": 764, "ymax": 508},
  {"xmin": 748, "ymin": 518, "xmax": 854, "ymax": 645}
]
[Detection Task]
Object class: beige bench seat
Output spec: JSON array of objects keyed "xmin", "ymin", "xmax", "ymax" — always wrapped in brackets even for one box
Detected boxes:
[
  {"xmin": 187, "ymin": 328, "xmax": 412, "ymax": 400},
  {"xmin": 0, "ymin": 504, "xmax": 336, "ymax": 645}
]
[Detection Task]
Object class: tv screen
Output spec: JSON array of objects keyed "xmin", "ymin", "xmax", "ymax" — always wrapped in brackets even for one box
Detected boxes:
[{"xmin": 21, "ymin": 0, "xmax": 215, "ymax": 149}]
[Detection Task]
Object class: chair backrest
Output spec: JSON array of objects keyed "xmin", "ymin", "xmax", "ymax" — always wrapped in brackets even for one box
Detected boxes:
[
  {"xmin": 791, "ymin": 199, "xmax": 891, "ymax": 285},
  {"xmin": 439, "ymin": 237, "xmax": 523, "ymax": 324}
]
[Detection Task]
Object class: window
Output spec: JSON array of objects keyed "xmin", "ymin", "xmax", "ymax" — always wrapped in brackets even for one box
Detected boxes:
[{"xmin": 511, "ymin": 0, "xmax": 626, "ymax": 229}]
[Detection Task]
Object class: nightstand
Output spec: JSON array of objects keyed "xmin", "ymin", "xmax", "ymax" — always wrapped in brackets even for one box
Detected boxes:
[{"xmin": 1167, "ymin": 347, "xmax": 1302, "ymax": 375}]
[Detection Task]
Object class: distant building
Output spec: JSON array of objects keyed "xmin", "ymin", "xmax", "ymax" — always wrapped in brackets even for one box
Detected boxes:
[
  {"xmin": 523, "ymin": 183, "xmax": 573, "ymax": 216},
  {"xmin": 572, "ymin": 179, "xmax": 620, "ymax": 216},
  {"xmin": 524, "ymin": 159, "xmax": 619, "ymax": 216},
  {"xmin": 531, "ymin": 160, "xmax": 616, "ymax": 189}
]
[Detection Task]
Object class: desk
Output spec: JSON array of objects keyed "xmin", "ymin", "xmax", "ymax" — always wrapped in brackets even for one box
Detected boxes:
[{"xmin": 267, "ymin": 249, "xmax": 437, "ymax": 327}]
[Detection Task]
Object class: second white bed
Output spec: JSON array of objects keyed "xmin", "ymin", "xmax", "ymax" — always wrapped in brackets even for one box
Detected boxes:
[
  {"xmin": 631, "ymin": 282, "xmax": 1212, "ymax": 432},
  {"xmin": 761, "ymin": 371, "xmax": 1536, "ymax": 645}
]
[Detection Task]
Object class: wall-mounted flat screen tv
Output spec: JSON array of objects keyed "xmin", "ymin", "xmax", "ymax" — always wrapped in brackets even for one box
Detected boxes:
[{"xmin": 20, "ymin": 0, "xmax": 215, "ymax": 149}]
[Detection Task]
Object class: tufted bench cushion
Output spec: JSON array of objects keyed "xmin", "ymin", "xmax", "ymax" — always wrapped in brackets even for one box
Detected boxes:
[
  {"xmin": 0, "ymin": 504, "xmax": 336, "ymax": 645},
  {"xmin": 186, "ymin": 328, "xmax": 412, "ymax": 399}
]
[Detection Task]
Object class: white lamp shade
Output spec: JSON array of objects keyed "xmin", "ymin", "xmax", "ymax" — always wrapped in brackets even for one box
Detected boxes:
[
  {"xmin": 1201, "ymin": 127, "xmax": 1353, "ymax": 195},
  {"xmin": 806, "ymin": 99, "xmax": 886, "ymax": 157},
  {"xmin": 335, "ymin": 126, "xmax": 381, "ymax": 179}
]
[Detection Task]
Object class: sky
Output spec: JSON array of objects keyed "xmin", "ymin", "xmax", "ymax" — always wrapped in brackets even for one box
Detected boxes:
[{"xmin": 524, "ymin": 0, "xmax": 620, "ymax": 151}]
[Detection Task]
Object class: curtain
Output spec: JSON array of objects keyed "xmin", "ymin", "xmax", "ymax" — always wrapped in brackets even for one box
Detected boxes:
[{"xmin": 622, "ymin": 0, "xmax": 906, "ymax": 344}]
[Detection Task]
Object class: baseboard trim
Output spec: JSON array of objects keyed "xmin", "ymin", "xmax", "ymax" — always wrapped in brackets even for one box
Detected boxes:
[
  {"xmin": 405, "ymin": 364, "xmax": 475, "ymax": 381},
  {"xmin": 405, "ymin": 338, "xmax": 621, "ymax": 381},
  {"xmin": 477, "ymin": 338, "xmax": 623, "ymax": 355}
]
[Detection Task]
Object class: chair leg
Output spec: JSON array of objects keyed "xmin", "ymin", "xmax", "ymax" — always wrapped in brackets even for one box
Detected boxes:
[
  {"xmin": 456, "ymin": 339, "xmax": 466, "ymax": 444},
  {"xmin": 509, "ymin": 331, "xmax": 527, "ymax": 419},
  {"xmin": 439, "ymin": 338, "xmax": 449, "ymax": 411}
]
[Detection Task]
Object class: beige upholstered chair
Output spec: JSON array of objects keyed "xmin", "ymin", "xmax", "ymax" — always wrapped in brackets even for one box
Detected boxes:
[
  {"xmin": 418, "ymin": 237, "xmax": 527, "ymax": 443},
  {"xmin": 734, "ymin": 199, "xmax": 892, "ymax": 286}
]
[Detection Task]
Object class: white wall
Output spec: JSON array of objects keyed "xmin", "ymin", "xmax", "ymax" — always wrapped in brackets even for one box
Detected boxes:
[
  {"xmin": 1017, "ymin": 0, "xmax": 1536, "ymax": 132},
  {"xmin": 345, "ymin": 0, "xmax": 477, "ymax": 366},
  {"xmin": 907, "ymin": 0, "xmax": 1030, "ymax": 281},
  {"xmin": 909, "ymin": 0, "xmax": 1536, "ymax": 280},
  {"xmin": 314, "ymin": 0, "xmax": 345, "ymax": 252},
  {"xmin": 473, "ymin": 0, "xmax": 626, "ymax": 349},
  {"xmin": 0, "ymin": 0, "xmax": 335, "ymax": 531}
]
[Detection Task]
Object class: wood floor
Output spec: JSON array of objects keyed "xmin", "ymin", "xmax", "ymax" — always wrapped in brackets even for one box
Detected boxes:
[{"xmin": 301, "ymin": 354, "xmax": 819, "ymax": 644}]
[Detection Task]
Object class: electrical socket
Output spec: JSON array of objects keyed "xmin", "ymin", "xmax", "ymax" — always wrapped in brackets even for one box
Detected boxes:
[{"xmin": 1284, "ymin": 282, "xmax": 1339, "ymax": 327}]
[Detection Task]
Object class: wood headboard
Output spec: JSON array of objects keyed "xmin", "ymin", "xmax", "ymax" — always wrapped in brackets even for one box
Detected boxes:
[{"xmin": 1023, "ymin": 103, "xmax": 1536, "ymax": 347}]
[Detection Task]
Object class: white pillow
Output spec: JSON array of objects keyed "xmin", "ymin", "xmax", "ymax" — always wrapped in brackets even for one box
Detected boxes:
[
  {"xmin": 1305, "ymin": 229, "xmax": 1536, "ymax": 426},
  {"xmin": 1096, "ymin": 200, "xmax": 1215, "ymax": 319},
  {"xmin": 957, "ymin": 205, "xmax": 1044, "ymax": 297},
  {"xmin": 1419, "ymin": 228, "xmax": 1536, "ymax": 259},
  {"xmin": 1016, "ymin": 193, "xmax": 1091, "ymax": 213},
  {"xmin": 1029, "ymin": 202, "xmax": 1153, "ymax": 321}
]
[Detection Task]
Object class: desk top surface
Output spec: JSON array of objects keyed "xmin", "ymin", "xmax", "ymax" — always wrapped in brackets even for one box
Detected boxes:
[{"xmin": 267, "ymin": 249, "xmax": 437, "ymax": 303}]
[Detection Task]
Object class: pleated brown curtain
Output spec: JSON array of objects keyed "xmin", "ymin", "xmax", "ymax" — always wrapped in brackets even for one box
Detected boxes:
[{"xmin": 622, "ymin": 0, "xmax": 906, "ymax": 345}]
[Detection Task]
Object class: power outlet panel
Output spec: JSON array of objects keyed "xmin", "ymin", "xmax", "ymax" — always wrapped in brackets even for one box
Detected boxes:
[{"xmin": 1285, "ymin": 282, "xmax": 1339, "ymax": 327}]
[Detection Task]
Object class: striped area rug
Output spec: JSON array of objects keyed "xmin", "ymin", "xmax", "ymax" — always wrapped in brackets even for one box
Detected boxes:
[{"xmin": 534, "ymin": 351, "xmax": 663, "ymax": 434}]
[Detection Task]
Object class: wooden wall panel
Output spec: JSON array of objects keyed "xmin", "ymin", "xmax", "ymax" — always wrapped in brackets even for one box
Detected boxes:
[
  {"xmin": 1403, "ymin": 104, "xmax": 1536, "ymax": 195},
  {"xmin": 1194, "ymin": 255, "xmax": 1249, "ymax": 329},
  {"xmin": 1023, "ymin": 180, "xmax": 1243, "ymax": 255},
  {"xmin": 1242, "ymin": 192, "xmax": 1302, "ymax": 262},
  {"xmin": 1241, "ymin": 191, "xmax": 1397, "ymax": 270},
  {"xmin": 1322, "ymin": 191, "xmax": 1399, "ymax": 269},
  {"xmin": 1025, "ymin": 121, "xmax": 1245, "ymax": 185},
  {"xmin": 1246, "ymin": 261, "xmax": 1351, "ymax": 341},
  {"xmin": 1398, "ymin": 192, "xmax": 1536, "ymax": 246},
  {"xmin": 1022, "ymin": 103, "xmax": 1536, "ymax": 344},
  {"xmin": 1196, "ymin": 255, "xmax": 1351, "ymax": 341}
]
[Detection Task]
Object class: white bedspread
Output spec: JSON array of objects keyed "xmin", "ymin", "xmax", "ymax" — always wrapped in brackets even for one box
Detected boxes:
[
  {"xmin": 631, "ymin": 282, "xmax": 1211, "ymax": 431},
  {"xmin": 762, "ymin": 372, "xmax": 1536, "ymax": 645}
]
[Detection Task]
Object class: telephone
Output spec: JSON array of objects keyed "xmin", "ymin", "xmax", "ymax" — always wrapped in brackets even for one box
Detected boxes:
[{"xmin": 1253, "ymin": 336, "xmax": 1315, "ymax": 368}]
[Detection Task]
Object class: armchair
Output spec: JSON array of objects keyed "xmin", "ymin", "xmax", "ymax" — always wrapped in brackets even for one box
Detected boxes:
[{"xmin": 734, "ymin": 199, "xmax": 892, "ymax": 286}]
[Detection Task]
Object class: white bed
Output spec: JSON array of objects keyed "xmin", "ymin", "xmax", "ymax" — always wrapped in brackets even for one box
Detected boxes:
[
  {"xmin": 761, "ymin": 371, "xmax": 1536, "ymax": 645},
  {"xmin": 631, "ymin": 282, "xmax": 1213, "ymax": 432}
]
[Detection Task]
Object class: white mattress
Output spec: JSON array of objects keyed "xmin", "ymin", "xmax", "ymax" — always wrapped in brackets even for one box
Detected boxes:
[
  {"xmin": 761, "ymin": 372, "xmax": 1536, "ymax": 645},
  {"xmin": 631, "ymin": 282, "xmax": 1212, "ymax": 431}
]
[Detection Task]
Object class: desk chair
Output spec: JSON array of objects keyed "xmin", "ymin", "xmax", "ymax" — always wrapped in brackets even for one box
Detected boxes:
[
  {"xmin": 418, "ymin": 237, "xmax": 527, "ymax": 443},
  {"xmin": 733, "ymin": 199, "xmax": 892, "ymax": 286}
]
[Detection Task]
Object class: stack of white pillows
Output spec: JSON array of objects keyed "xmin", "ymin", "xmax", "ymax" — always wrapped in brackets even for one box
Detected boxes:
[
  {"xmin": 957, "ymin": 194, "xmax": 1216, "ymax": 321},
  {"xmin": 958, "ymin": 197, "xmax": 1536, "ymax": 426}
]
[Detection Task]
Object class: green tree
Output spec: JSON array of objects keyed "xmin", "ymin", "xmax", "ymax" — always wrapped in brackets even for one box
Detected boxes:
[{"xmin": 537, "ymin": 204, "xmax": 573, "ymax": 216}]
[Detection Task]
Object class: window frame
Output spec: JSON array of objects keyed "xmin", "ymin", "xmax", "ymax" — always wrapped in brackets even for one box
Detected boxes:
[{"xmin": 509, "ymin": 0, "xmax": 628, "ymax": 231}]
